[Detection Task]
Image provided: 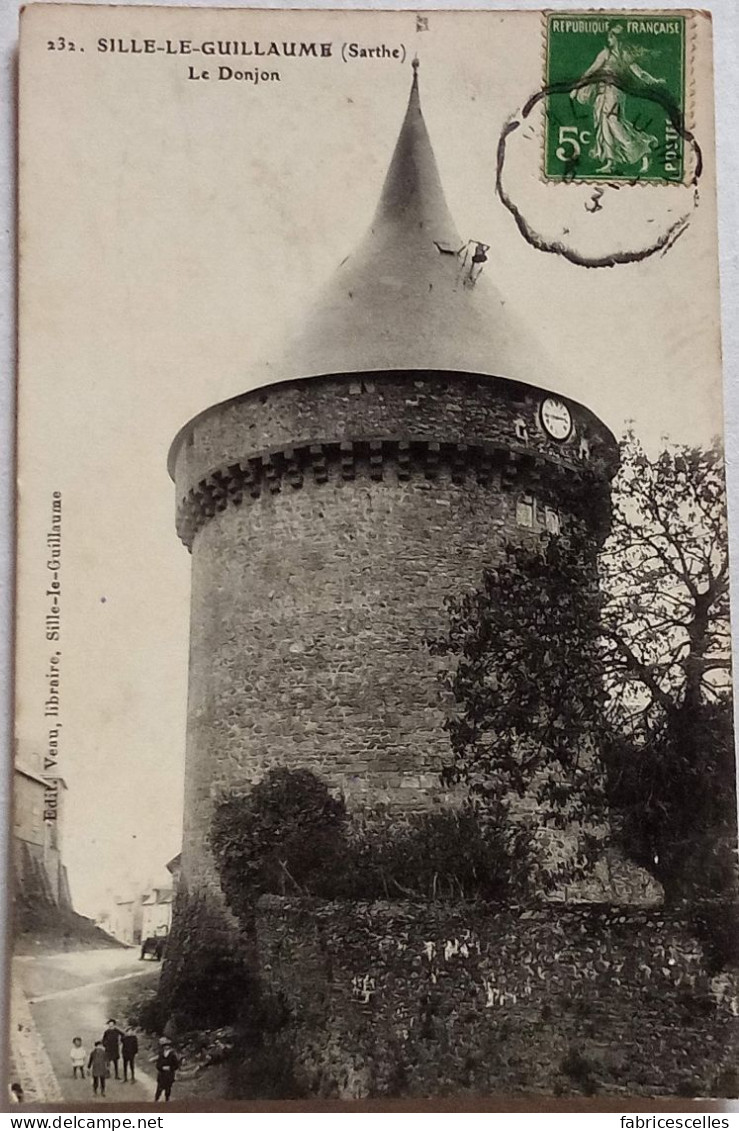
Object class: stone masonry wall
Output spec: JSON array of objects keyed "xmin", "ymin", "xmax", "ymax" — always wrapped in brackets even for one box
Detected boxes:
[
  {"xmin": 255, "ymin": 898, "xmax": 739, "ymax": 1100},
  {"xmin": 174, "ymin": 372, "xmax": 618, "ymax": 891},
  {"xmin": 170, "ymin": 371, "xmax": 618, "ymax": 501}
]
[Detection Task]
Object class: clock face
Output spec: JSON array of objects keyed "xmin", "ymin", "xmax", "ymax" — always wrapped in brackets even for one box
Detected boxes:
[{"xmin": 540, "ymin": 398, "xmax": 573, "ymax": 442}]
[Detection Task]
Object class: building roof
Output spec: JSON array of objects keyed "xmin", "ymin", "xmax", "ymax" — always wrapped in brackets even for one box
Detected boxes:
[
  {"xmin": 168, "ymin": 64, "xmax": 567, "ymax": 477},
  {"xmin": 278, "ymin": 62, "xmax": 542, "ymax": 385},
  {"xmin": 142, "ymin": 887, "xmax": 174, "ymax": 906}
]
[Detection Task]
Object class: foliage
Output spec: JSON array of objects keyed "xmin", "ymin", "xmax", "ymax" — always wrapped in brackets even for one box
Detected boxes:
[
  {"xmin": 225, "ymin": 1031, "xmax": 301, "ymax": 1101},
  {"xmin": 600, "ymin": 435, "xmax": 737, "ymax": 909},
  {"xmin": 125, "ymin": 985, "xmax": 168, "ymax": 1034},
  {"xmin": 429, "ymin": 531, "xmax": 608, "ymax": 882},
  {"xmin": 155, "ymin": 888, "xmax": 253, "ymax": 1032},
  {"xmin": 600, "ymin": 433, "xmax": 731, "ymax": 738},
  {"xmin": 210, "ymin": 768, "xmax": 349, "ymax": 919},
  {"xmin": 211, "ymin": 769, "xmax": 538, "ymax": 909},
  {"xmin": 604, "ymin": 699, "xmax": 738, "ymax": 906},
  {"xmin": 342, "ymin": 805, "xmax": 537, "ymax": 902},
  {"xmin": 430, "ymin": 433, "xmax": 737, "ymax": 915}
]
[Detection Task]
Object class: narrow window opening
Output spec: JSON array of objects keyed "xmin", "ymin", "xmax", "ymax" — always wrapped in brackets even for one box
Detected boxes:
[
  {"xmin": 516, "ymin": 494, "xmax": 534, "ymax": 528},
  {"xmin": 544, "ymin": 506, "xmax": 561, "ymax": 535}
]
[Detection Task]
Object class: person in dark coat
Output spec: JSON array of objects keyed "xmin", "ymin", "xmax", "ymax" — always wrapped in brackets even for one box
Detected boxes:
[
  {"xmin": 121, "ymin": 1028, "xmax": 139, "ymax": 1083},
  {"xmin": 101, "ymin": 1019, "xmax": 124, "ymax": 1080},
  {"xmin": 87, "ymin": 1042, "xmax": 109, "ymax": 1097},
  {"xmin": 154, "ymin": 1038, "xmax": 180, "ymax": 1102}
]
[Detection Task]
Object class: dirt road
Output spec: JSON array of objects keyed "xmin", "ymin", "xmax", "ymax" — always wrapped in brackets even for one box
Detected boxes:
[{"xmin": 12, "ymin": 948, "xmax": 162, "ymax": 1104}]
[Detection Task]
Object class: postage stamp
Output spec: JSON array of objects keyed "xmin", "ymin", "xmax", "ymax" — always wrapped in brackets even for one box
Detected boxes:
[{"xmin": 544, "ymin": 12, "xmax": 687, "ymax": 183}]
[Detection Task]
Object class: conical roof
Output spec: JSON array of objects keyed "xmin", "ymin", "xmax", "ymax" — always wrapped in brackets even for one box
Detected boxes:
[{"xmin": 279, "ymin": 63, "xmax": 536, "ymax": 383}]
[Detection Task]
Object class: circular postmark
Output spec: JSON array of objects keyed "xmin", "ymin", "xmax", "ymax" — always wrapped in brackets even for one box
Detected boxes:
[{"xmin": 496, "ymin": 13, "xmax": 702, "ymax": 268}]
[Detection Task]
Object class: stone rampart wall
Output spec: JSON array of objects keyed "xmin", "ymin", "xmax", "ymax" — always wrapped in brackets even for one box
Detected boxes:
[
  {"xmin": 13, "ymin": 839, "xmax": 63, "ymax": 908},
  {"xmin": 255, "ymin": 898, "xmax": 739, "ymax": 1099}
]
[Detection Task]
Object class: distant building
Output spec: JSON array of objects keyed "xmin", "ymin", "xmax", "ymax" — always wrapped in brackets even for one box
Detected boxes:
[
  {"xmin": 13, "ymin": 764, "xmax": 71, "ymax": 909},
  {"xmin": 107, "ymin": 869, "xmax": 177, "ymax": 944},
  {"xmin": 141, "ymin": 887, "xmax": 174, "ymax": 938},
  {"xmin": 166, "ymin": 853, "xmax": 181, "ymax": 895},
  {"xmin": 109, "ymin": 895, "xmax": 143, "ymax": 946}
]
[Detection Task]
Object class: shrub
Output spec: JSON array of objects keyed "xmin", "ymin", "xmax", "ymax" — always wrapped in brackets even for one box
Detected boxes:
[
  {"xmin": 155, "ymin": 888, "xmax": 253, "ymax": 1032},
  {"xmin": 342, "ymin": 806, "xmax": 536, "ymax": 902},
  {"xmin": 211, "ymin": 768, "xmax": 538, "ymax": 914},
  {"xmin": 210, "ymin": 768, "xmax": 349, "ymax": 919},
  {"xmin": 126, "ymin": 986, "xmax": 168, "ymax": 1034}
]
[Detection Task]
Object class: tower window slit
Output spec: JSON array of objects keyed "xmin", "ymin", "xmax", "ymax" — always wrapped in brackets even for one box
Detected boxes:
[
  {"xmin": 516, "ymin": 493, "xmax": 561, "ymax": 535},
  {"xmin": 516, "ymin": 494, "xmax": 535, "ymax": 528}
]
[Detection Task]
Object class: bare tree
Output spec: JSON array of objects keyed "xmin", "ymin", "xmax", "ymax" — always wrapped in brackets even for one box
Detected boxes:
[
  {"xmin": 600, "ymin": 432, "xmax": 731, "ymax": 740},
  {"xmin": 434, "ymin": 433, "xmax": 736, "ymax": 918},
  {"xmin": 598, "ymin": 435, "xmax": 735, "ymax": 927}
]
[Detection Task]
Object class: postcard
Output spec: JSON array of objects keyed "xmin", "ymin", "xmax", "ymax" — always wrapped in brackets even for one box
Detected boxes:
[{"xmin": 11, "ymin": 4, "xmax": 738, "ymax": 1107}]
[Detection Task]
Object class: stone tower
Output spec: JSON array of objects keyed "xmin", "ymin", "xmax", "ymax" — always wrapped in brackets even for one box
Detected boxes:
[{"xmin": 170, "ymin": 66, "xmax": 619, "ymax": 894}]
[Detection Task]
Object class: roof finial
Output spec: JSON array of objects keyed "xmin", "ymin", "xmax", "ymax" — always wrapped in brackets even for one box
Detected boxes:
[{"xmin": 411, "ymin": 54, "xmax": 419, "ymax": 88}]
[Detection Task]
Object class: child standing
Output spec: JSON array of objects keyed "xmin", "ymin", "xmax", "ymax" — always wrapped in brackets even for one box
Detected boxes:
[
  {"xmin": 121, "ymin": 1029, "xmax": 139, "ymax": 1083},
  {"xmin": 87, "ymin": 1041, "xmax": 109, "ymax": 1097},
  {"xmin": 70, "ymin": 1037, "xmax": 86, "ymax": 1079},
  {"xmin": 153, "ymin": 1038, "xmax": 180, "ymax": 1102}
]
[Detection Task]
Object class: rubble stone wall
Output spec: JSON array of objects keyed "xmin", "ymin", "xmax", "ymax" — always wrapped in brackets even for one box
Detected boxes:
[{"xmin": 255, "ymin": 897, "xmax": 739, "ymax": 1100}]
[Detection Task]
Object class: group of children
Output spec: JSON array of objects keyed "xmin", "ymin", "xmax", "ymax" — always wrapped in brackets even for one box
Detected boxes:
[
  {"xmin": 69, "ymin": 1020, "xmax": 180, "ymax": 1101},
  {"xmin": 69, "ymin": 1020, "xmax": 139, "ymax": 1096}
]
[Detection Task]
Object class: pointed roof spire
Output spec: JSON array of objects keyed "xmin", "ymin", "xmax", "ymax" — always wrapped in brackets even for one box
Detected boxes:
[
  {"xmin": 372, "ymin": 59, "xmax": 460, "ymax": 246},
  {"xmin": 278, "ymin": 65, "xmax": 542, "ymax": 384}
]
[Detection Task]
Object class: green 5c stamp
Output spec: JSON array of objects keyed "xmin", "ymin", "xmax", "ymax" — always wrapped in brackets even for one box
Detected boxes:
[{"xmin": 545, "ymin": 12, "xmax": 687, "ymax": 182}]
